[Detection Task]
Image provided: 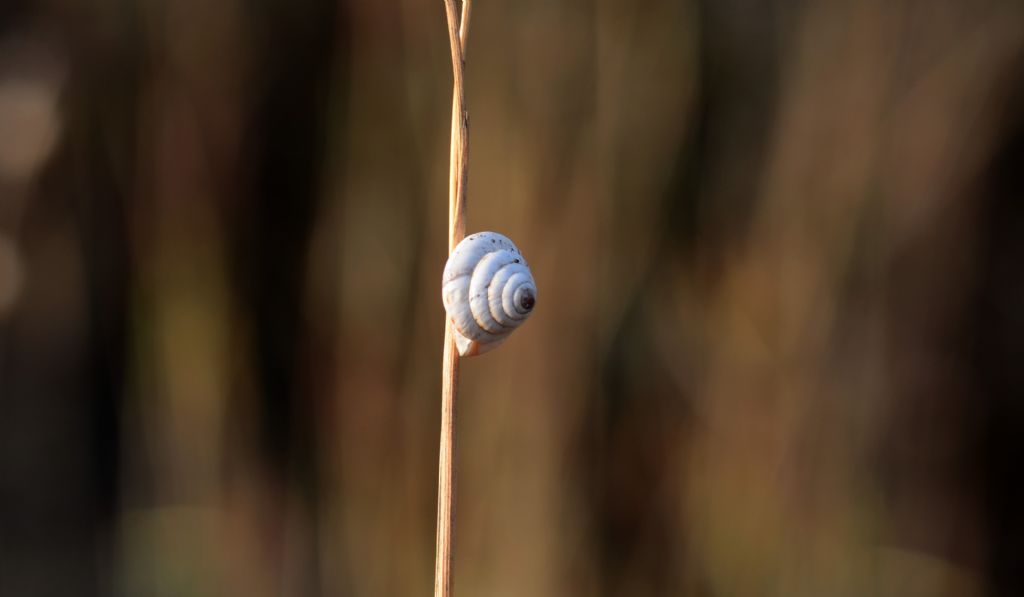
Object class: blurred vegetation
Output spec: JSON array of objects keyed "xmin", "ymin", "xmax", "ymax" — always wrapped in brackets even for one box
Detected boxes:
[{"xmin": 1, "ymin": 0, "xmax": 1023, "ymax": 596}]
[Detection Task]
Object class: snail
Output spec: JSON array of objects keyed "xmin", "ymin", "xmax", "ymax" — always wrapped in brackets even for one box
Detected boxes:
[{"xmin": 442, "ymin": 232, "xmax": 537, "ymax": 357}]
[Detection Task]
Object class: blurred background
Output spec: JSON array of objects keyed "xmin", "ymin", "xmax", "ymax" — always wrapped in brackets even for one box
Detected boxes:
[{"xmin": 1, "ymin": 0, "xmax": 1023, "ymax": 596}]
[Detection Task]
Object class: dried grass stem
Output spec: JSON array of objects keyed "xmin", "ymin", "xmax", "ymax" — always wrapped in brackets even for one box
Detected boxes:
[{"xmin": 435, "ymin": 2, "xmax": 471, "ymax": 597}]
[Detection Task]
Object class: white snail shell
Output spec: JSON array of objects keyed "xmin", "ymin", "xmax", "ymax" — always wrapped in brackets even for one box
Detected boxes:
[{"xmin": 442, "ymin": 231, "xmax": 537, "ymax": 357}]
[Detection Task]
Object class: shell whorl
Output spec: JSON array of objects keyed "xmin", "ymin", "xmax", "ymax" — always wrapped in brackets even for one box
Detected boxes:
[{"xmin": 442, "ymin": 232, "xmax": 537, "ymax": 357}]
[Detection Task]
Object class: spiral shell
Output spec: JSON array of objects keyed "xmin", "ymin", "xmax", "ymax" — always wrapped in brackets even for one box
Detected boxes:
[{"xmin": 442, "ymin": 232, "xmax": 537, "ymax": 357}]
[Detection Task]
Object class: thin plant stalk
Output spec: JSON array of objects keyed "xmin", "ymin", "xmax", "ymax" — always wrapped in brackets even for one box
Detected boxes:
[{"xmin": 435, "ymin": 1, "xmax": 471, "ymax": 597}]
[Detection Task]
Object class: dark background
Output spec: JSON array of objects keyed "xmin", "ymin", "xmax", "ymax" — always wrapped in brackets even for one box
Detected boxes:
[{"xmin": 1, "ymin": 0, "xmax": 1022, "ymax": 595}]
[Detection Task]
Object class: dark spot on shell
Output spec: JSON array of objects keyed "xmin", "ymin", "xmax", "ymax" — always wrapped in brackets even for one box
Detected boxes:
[
  {"xmin": 520, "ymin": 291, "xmax": 535, "ymax": 311},
  {"xmin": 491, "ymin": 239, "xmax": 495, "ymax": 243}
]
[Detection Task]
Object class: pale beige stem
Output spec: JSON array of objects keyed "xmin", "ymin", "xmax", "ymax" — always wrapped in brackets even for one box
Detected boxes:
[
  {"xmin": 447, "ymin": 0, "xmax": 471, "ymax": 245},
  {"xmin": 436, "ymin": 1, "xmax": 471, "ymax": 597}
]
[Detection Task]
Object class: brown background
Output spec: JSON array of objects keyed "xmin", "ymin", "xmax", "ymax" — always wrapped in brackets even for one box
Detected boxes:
[{"xmin": 1, "ymin": 0, "xmax": 1023, "ymax": 595}]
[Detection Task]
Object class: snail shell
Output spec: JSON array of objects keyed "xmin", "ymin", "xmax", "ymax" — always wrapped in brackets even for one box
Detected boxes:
[{"xmin": 442, "ymin": 232, "xmax": 537, "ymax": 357}]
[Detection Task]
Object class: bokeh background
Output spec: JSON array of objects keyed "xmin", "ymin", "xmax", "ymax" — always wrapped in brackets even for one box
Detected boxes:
[{"xmin": 2, "ymin": 0, "xmax": 1023, "ymax": 595}]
